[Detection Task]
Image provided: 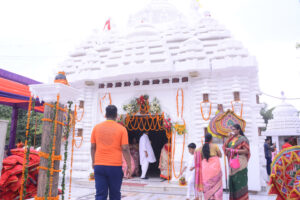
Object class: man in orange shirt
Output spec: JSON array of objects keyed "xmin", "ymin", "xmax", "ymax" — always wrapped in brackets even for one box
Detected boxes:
[
  {"xmin": 91, "ymin": 105, "xmax": 132, "ymax": 200},
  {"xmin": 282, "ymin": 138, "xmax": 292, "ymax": 150}
]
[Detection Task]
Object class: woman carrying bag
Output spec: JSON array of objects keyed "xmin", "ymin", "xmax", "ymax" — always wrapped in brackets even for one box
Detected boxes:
[{"xmin": 223, "ymin": 124, "xmax": 250, "ymax": 200}]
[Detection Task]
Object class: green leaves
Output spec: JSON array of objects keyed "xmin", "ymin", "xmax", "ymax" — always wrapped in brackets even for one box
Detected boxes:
[{"xmin": 260, "ymin": 105, "xmax": 275, "ymax": 131}]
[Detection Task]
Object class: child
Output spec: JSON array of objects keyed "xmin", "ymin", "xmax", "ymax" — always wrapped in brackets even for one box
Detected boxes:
[{"xmin": 181, "ymin": 143, "xmax": 196, "ymax": 200}]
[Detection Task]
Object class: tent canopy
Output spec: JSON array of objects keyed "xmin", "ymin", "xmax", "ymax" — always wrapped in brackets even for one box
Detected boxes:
[
  {"xmin": 0, "ymin": 68, "xmax": 43, "ymax": 111},
  {"xmin": 0, "ymin": 68, "xmax": 44, "ymax": 149}
]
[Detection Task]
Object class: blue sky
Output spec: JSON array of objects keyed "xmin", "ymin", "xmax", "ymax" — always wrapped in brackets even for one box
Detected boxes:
[{"xmin": 0, "ymin": 0, "xmax": 299, "ymax": 109}]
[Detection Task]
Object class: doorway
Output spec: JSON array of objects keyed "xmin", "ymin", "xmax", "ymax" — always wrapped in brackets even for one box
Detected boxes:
[{"xmin": 126, "ymin": 115, "xmax": 168, "ymax": 178}]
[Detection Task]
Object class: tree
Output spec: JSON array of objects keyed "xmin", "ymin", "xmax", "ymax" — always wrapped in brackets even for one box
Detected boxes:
[
  {"xmin": 260, "ymin": 105, "xmax": 275, "ymax": 131},
  {"xmin": 0, "ymin": 104, "xmax": 43, "ymax": 148}
]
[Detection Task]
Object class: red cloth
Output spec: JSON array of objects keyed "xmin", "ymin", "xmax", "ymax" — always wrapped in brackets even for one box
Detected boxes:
[
  {"xmin": 0, "ymin": 148, "xmax": 40, "ymax": 200},
  {"xmin": 282, "ymin": 142, "xmax": 292, "ymax": 149}
]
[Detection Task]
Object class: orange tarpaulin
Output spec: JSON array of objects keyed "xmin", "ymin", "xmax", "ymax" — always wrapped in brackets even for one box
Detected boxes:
[{"xmin": 0, "ymin": 77, "xmax": 31, "ymax": 97}]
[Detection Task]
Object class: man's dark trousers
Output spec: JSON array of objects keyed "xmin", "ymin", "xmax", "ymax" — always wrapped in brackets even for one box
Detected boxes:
[
  {"xmin": 266, "ymin": 157, "xmax": 272, "ymax": 176},
  {"xmin": 94, "ymin": 165, "xmax": 123, "ymax": 200}
]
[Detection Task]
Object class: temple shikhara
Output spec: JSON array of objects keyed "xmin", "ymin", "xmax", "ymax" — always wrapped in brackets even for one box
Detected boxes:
[{"xmin": 58, "ymin": 0, "xmax": 266, "ymax": 192}]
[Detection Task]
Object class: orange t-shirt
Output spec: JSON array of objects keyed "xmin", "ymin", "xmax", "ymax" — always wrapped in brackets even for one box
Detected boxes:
[{"xmin": 91, "ymin": 120, "xmax": 128, "ymax": 166}]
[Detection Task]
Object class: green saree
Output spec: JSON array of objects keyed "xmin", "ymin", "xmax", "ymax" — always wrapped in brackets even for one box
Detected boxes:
[{"xmin": 225, "ymin": 135, "xmax": 250, "ymax": 200}]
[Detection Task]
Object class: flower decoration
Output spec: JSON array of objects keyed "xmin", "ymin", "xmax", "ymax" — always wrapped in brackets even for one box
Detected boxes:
[
  {"xmin": 149, "ymin": 97, "xmax": 161, "ymax": 114},
  {"xmin": 89, "ymin": 172, "xmax": 95, "ymax": 181},
  {"xmin": 163, "ymin": 115, "xmax": 172, "ymax": 132},
  {"xmin": 179, "ymin": 177, "xmax": 187, "ymax": 186},
  {"xmin": 116, "ymin": 115, "xmax": 126, "ymax": 126},
  {"xmin": 123, "ymin": 99, "xmax": 138, "ymax": 114},
  {"xmin": 174, "ymin": 122, "xmax": 187, "ymax": 135},
  {"xmin": 123, "ymin": 95, "xmax": 162, "ymax": 115}
]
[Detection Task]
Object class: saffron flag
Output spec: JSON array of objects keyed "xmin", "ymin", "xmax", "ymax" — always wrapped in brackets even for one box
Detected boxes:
[{"xmin": 103, "ymin": 19, "xmax": 111, "ymax": 31}]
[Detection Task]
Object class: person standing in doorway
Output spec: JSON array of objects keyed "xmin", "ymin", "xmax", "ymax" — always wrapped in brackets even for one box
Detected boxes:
[
  {"xmin": 159, "ymin": 142, "xmax": 172, "ymax": 181},
  {"xmin": 282, "ymin": 138, "xmax": 292, "ymax": 149},
  {"xmin": 139, "ymin": 132, "xmax": 156, "ymax": 179},
  {"xmin": 264, "ymin": 138, "xmax": 275, "ymax": 176},
  {"xmin": 91, "ymin": 105, "xmax": 132, "ymax": 200}
]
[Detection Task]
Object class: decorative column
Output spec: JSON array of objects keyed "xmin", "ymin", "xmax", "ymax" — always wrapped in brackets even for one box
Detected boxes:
[
  {"xmin": 8, "ymin": 105, "xmax": 18, "ymax": 150},
  {"xmin": 30, "ymin": 83, "xmax": 79, "ymax": 199},
  {"xmin": 0, "ymin": 119, "xmax": 9, "ymax": 175}
]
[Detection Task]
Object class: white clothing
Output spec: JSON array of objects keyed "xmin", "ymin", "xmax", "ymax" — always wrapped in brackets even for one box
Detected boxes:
[
  {"xmin": 185, "ymin": 154, "xmax": 195, "ymax": 199},
  {"xmin": 139, "ymin": 134, "xmax": 156, "ymax": 165},
  {"xmin": 140, "ymin": 162, "xmax": 149, "ymax": 178}
]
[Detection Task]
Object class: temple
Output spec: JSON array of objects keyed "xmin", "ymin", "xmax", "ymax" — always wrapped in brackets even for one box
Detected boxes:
[{"xmin": 58, "ymin": 0, "xmax": 265, "ymax": 191}]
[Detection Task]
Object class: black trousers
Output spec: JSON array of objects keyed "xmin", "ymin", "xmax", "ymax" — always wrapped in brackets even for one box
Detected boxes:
[{"xmin": 266, "ymin": 157, "xmax": 272, "ymax": 176}]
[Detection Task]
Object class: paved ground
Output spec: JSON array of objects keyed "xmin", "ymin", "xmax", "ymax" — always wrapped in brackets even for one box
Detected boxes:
[{"xmin": 66, "ymin": 178, "xmax": 277, "ymax": 200}]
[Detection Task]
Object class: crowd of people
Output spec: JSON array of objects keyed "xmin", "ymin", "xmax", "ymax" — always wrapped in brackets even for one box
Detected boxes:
[
  {"xmin": 264, "ymin": 136, "xmax": 298, "ymax": 176},
  {"xmin": 90, "ymin": 105, "xmax": 254, "ymax": 200}
]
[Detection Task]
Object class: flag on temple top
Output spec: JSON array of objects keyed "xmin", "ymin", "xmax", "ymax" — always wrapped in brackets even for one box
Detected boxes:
[{"xmin": 103, "ymin": 19, "xmax": 111, "ymax": 31}]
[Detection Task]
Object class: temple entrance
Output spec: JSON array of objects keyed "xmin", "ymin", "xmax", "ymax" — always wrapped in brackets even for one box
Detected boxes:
[{"xmin": 124, "ymin": 115, "xmax": 168, "ymax": 178}]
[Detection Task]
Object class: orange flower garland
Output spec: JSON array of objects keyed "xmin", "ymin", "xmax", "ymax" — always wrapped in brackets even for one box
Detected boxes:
[
  {"xmin": 68, "ymin": 105, "xmax": 77, "ymax": 200},
  {"xmin": 75, "ymin": 107, "xmax": 84, "ymax": 122},
  {"xmin": 20, "ymin": 96, "xmax": 32, "ymax": 200},
  {"xmin": 99, "ymin": 93, "xmax": 112, "ymax": 115},
  {"xmin": 171, "ymin": 125, "xmax": 186, "ymax": 179},
  {"xmin": 176, "ymin": 89, "xmax": 184, "ymax": 119},
  {"xmin": 231, "ymin": 100, "xmax": 243, "ymax": 118},
  {"xmin": 200, "ymin": 101, "xmax": 212, "ymax": 121}
]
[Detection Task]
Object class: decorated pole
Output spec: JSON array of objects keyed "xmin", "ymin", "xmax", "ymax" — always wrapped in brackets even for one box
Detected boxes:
[
  {"xmin": 29, "ymin": 72, "xmax": 79, "ymax": 200},
  {"xmin": 37, "ymin": 98, "xmax": 64, "ymax": 198}
]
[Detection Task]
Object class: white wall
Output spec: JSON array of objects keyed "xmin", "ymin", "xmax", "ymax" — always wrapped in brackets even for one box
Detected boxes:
[{"xmin": 0, "ymin": 120, "xmax": 8, "ymax": 175}]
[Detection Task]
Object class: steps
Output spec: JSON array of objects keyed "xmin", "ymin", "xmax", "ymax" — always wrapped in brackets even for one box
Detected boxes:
[{"xmin": 73, "ymin": 177, "xmax": 187, "ymax": 195}]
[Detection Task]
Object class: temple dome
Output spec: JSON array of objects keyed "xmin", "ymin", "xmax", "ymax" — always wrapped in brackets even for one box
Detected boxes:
[
  {"xmin": 264, "ymin": 101, "xmax": 300, "ymax": 136},
  {"xmin": 127, "ymin": 24, "xmax": 159, "ymax": 39},
  {"xmin": 128, "ymin": 0, "xmax": 184, "ymax": 27}
]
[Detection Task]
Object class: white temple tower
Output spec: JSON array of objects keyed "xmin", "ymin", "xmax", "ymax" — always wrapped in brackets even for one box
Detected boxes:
[{"xmin": 59, "ymin": 0, "xmax": 265, "ymax": 191}]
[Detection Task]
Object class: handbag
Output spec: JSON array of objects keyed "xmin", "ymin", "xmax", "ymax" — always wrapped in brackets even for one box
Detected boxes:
[{"xmin": 229, "ymin": 149, "xmax": 240, "ymax": 169}]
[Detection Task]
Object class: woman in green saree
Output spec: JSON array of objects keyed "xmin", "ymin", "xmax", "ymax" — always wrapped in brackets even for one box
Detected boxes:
[{"xmin": 223, "ymin": 124, "xmax": 250, "ymax": 200}]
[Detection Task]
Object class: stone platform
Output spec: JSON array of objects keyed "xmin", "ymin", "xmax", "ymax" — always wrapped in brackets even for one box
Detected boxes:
[
  {"xmin": 74, "ymin": 177, "xmax": 187, "ymax": 195},
  {"xmin": 72, "ymin": 177, "xmax": 277, "ymax": 200}
]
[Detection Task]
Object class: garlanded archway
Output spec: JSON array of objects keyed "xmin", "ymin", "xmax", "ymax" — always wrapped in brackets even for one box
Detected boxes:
[{"xmin": 118, "ymin": 92, "xmax": 187, "ymax": 181}]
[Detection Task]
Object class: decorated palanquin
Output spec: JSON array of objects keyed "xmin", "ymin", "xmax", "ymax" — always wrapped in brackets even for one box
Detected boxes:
[
  {"xmin": 269, "ymin": 146, "xmax": 300, "ymax": 200},
  {"xmin": 0, "ymin": 149, "xmax": 40, "ymax": 200},
  {"xmin": 208, "ymin": 110, "xmax": 246, "ymax": 138}
]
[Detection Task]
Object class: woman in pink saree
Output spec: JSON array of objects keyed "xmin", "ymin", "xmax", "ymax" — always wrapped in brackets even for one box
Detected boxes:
[
  {"xmin": 195, "ymin": 133, "xmax": 223, "ymax": 200},
  {"xmin": 122, "ymin": 138, "xmax": 139, "ymax": 178}
]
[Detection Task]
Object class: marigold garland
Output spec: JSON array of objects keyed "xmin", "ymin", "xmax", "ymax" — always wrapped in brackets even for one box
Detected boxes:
[
  {"xmin": 50, "ymin": 96, "xmax": 60, "ymax": 197},
  {"xmin": 61, "ymin": 101, "xmax": 72, "ymax": 200},
  {"xmin": 20, "ymin": 96, "xmax": 34, "ymax": 200},
  {"xmin": 231, "ymin": 100, "xmax": 243, "ymax": 118},
  {"xmin": 75, "ymin": 106, "xmax": 84, "ymax": 122},
  {"xmin": 74, "ymin": 136, "xmax": 84, "ymax": 149},
  {"xmin": 176, "ymin": 89, "xmax": 184, "ymax": 119},
  {"xmin": 171, "ymin": 125, "xmax": 186, "ymax": 179},
  {"xmin": 200, "ymin": 101, "xmax": 212, "ymax": 121},
  {"xmin": 68, "ymin": 105, "xmax": 77, "ymax": 200},
  {"xmin": 99, "ymin": 93, "xmax": 112, "ymax": 115}
]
